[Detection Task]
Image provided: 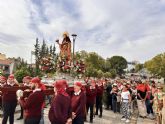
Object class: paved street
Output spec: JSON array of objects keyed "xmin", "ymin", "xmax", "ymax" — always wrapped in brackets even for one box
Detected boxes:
[{"xmin": 0, "ymin": 106, "xmax": 155, "ymax": 124}]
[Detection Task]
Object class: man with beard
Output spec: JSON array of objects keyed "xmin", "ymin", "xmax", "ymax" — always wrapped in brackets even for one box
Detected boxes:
[{"xmin": 18, "ymin": 77, "xmax": 45, "ymax": 124}]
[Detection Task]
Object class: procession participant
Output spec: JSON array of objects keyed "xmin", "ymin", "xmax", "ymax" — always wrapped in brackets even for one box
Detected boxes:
[
  {"xmin": 86, "ymin": 80, "xmax": 97, "ymax": 123},
  {"xmin": 48, "ymin": 80, "xmax": 72, "ymax": 124},
  {"xmin": 2, "ymin": 74, "xmax": 19, "ymax": 124},
  {"xmin": 7, "ymin": 74, "xmax": 19, "ymax": 85},
  {"xmin": 71, "ymin": 82, "xmax": 86, "ymax": 124},
  {"xmin": 0, "ymin": 75, "xmax": 6, "ymax": 87},
  {"xmin": 136, "ymin": 80, "xmax": 148, "ymax": 118},
  {"xmin": 40, "ymin": 81, "xmax": 46, "ymax": 124},
  {"xmin": 121, "ymin": 84, "xmax": 131, "ymax": 123},
  {"xmin": 18, "ymin": 77, "xmax": 45, "ymax": 124},
  {"xmin": 95, "ymin": 80, "xmax": 104, "ymax": 117},
  {"xmin": 17, "ymin": 76, "xmax": 32, "ymax": 120},
  {"xmin": 0, "ymin": 76, "xmax": 7, "ymax": 110}
]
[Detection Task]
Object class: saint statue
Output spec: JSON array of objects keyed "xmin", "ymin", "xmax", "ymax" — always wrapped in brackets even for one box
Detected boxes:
[{"xmin": 56, "ymin": 32, "xmax": 72, "ymax": 61}]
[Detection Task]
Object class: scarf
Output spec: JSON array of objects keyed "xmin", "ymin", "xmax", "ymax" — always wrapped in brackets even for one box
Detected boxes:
[{"xmin": 57, "ymin": 88, "xmax": 69, "ymax": 97}]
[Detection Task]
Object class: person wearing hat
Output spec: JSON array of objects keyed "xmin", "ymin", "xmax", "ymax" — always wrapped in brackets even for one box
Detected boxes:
[
  {"xmin": 0, "ymin": 75, "xmax": 6, "ymax": 87},
  {"xmin": 18, "ymin": 77, "xmax": 45, "ymax": 124},
  {"xmin": 86, "ymin": 80, "xmax": 97, "ymax": 123},
  {"xmin": 7, "ymin": 74, "xmax": 19, "ymax": 85},
  {"xmin": 0, "ymin": 76, "xmax": 7, "ymax": 110},
  {"xmin": 48, "ymin": 80, "xmax": 72, "ymax": 124},
  {"xmin": 17, "ymin": 76, "xmax": 32, "ymax": 120},
  {"xmin": 2, "ymin": 74, "xmax": 19, "ymax": 124},
  {"xmin": 71, "ymin": 82, "xmax": 86, "ymax": 124}
]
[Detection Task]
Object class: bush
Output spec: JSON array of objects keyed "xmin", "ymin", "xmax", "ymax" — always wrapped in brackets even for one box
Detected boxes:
[{"xmin": 14, "ymin": 67, "xmax": 30, "ymax": 83}]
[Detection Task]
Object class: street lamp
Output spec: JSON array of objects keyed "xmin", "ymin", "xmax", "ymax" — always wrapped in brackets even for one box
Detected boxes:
[{"xmin": 72, "ymin": 34, "xmax": 77, "ymax": 65}]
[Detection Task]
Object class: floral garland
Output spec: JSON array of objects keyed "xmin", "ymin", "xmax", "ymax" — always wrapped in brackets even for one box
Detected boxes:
[{"xmin": 40, "ymin": 56, "xmax": 55, "ymax": 72}]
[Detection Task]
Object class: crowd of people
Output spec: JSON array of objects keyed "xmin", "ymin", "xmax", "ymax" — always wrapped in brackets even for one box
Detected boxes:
[{"xmin": 0, "ymin": 74, "xmax": 165, "ymax": 124}]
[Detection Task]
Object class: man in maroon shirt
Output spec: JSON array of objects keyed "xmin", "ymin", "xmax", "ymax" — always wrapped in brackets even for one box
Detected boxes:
[
  {"xmin": 0, "ymin": 76, "xmax": 7, "ymax": 110},
  {"xmin": 48, "ymin": 80, "xmax": 72, "ymax": 124},
  {"xmin": 19, "ymin": 77, "xmax": 45, "ymax": 124},
  {"xmin": 2, "ymin": 74, "xmax": 19, "ymax": 124},
  {"xmin": 71, "ymin": 82, "xmax": 86, "ymax": 124},
  {"xmin": 17, "ymin": 76, "xmax": 32, "ymax": 120},
  {"xmin": 86, "ymin": 80, "xmax": 97, "ymax": 123},
  {"xmin": 95, "ymin": 80, "xmax": 104, "ymax": 118}
]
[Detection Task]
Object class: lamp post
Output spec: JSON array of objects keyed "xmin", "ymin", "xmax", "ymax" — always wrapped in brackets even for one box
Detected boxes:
[{"xmin": 72, "ymin": 34, "xmax": 77, "ymax": 66}]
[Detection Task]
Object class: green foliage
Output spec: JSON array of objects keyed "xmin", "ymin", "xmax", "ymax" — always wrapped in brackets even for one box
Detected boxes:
[
  {"xmin": 145, "ymin": 53, "xmax": 165, "ymax": 78},
  {"xmin": 33, "ymin": 38, "xmax": 57, "ymax": 75},
  {"xmin": 85, "ymin": 66, "xmax": 98, "ymax": 77},
  {"xmin": 135, "ymin": 64, "xmax": 144, "ymax": 72},
  {"xmin": 107, "ymin": 56, "xmax": 127, "ymax": 75},
  {"xmin": 14, "ymin": 67, "xmax": 30, "ymax": 83},
  {"xmin": 109, "ymin": 69, "xmax": 117, "ymax": 78},
  {"xmin": 97, "ymin": 70, "xmax": 104, "ymax": 78},
  {"xmin": 75, "ymin": 51, "xmax": 124, "ymax": 78},
  {"xmin": 103, "ymin": 72, "xmax": 112, "ymax": 78}
]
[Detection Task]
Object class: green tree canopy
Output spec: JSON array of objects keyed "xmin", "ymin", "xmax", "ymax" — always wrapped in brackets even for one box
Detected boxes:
[
  {"xmin": 15, "ymin": 67, "xmax": 30, "ymax": 83},
  {"xmin": 135, "ymin": 64, "xmax": 144, "ymax": 72},
  {"xmin": 107, "ymin": 56, "xmax": 127, "ymax": 75},
  {"xmin": 144, "ymin": 53, "xmax": 165, "ymax": 78}
]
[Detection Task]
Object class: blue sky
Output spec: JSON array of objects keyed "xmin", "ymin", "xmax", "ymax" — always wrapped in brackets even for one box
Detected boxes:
[{"xmin": 0, "ymin": 0, "xmax": 165, "ymax": 63}]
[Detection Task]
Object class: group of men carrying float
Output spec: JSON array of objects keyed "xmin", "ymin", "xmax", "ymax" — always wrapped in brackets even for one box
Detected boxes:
[{"xmin": 0, "ymin": 74, "xmax": 104, "ymax": 124}]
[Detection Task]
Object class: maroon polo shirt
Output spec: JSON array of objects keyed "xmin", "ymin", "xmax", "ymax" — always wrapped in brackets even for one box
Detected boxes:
[
  {"xmin": 2, "ymin": 83, "xmax": 19, "ymax": 103},
  {"xmin": 71, "ymin": 91, "xmax": 86, "ymax": 118},
  {"xmin": 19, "ymin": 89, "xmax": 45, "ymax": 119},
  {"xmin": 86, "ymin": 85, "xmax": 97, "ymax": 105}
]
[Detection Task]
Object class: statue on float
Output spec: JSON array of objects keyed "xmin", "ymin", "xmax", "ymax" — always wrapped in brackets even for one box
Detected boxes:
[
  {"xmin": 56, "ymin": 32, "xmax": 72, "ymax": 72},
  {"xmin": 56, "ymin": 32, "xmax": 71, "ymax": 62}
]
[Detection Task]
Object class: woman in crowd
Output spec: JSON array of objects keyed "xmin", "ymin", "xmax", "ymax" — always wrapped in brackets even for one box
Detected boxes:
[
  {"xmin": 111, "ymin": 84, "xmax": 118, "ymax": 113},
  {"xmin": 154, "ymin": 84, "xmax": 164, "ymax": 124},
  {"xmin": 121, "ymin": 84, "xmax": 131, "ymax": 123},
  {"xmin": 48, "ymin": 80, "xmax": 72, "ymax": 124},
  {"xmin": 71, "ymin": 82, "xmax": 86, "ymax": 124},
  {"xmin": 162, "ymin": 93, "xmax": 165, "ymax": 124}
]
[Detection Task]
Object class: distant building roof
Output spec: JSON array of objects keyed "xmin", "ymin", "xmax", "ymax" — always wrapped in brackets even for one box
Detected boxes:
[{"xmin": 0, "ymin": 59, "xmax": 13, "ymax": 65}]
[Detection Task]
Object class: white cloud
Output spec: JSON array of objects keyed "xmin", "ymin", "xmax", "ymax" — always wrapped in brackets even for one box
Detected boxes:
[{"xmin": 0, "ymin": 0, "xmax": 165, "ymax": 63}]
